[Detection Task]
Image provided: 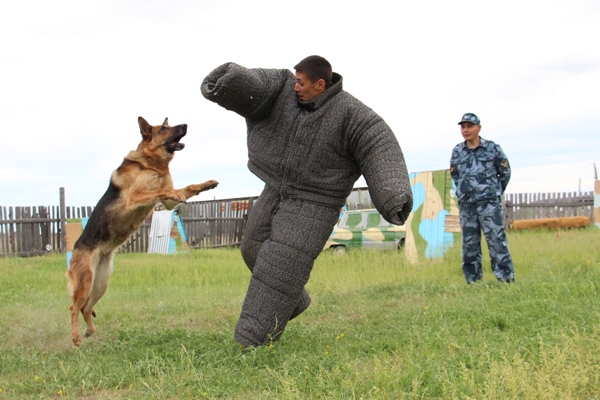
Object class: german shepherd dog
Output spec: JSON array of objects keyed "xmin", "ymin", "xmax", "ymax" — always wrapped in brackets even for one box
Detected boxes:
[{"xmin": 67, "ymin": 117, "xmax": 218, "ymax": 346}]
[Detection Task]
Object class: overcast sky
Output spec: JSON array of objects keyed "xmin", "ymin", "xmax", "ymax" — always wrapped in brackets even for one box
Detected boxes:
[{"xmin": 1, "ymin": 0, "xmax": 599, "ymax": 207}]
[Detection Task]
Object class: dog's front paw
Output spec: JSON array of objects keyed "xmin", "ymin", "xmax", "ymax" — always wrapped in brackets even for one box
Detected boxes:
[
  {"xmin": 204, "ymin": 180, "xmax": 219, "ymax": 190},
  {"xmin": 193, "ymin": 180, "xmax": 219, "ymax": 194}
]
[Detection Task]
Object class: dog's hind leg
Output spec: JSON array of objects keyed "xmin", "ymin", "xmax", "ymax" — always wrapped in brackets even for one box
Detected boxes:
[
  {"xmin": 67, "ymin": 250, "xmax": 94, "ymax": 346},
  {"xmin": 82, "ymin": 251, "xmax": 113, "ymax": 339}
]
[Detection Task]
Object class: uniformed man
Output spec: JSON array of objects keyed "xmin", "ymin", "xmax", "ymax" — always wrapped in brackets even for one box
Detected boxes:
[{"xmin": 450, "ymin": 113, "xmax": 515, "ymax": 283}]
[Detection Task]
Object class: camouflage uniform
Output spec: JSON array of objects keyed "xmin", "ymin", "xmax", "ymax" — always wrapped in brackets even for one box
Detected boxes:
[{"xmin": 450, "ymin": 137, "xmax": 514, "ymax": 283}]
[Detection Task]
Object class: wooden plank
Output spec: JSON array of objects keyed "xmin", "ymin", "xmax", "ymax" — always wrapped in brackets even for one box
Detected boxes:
[
  {"xmin": 519, "ymin": 193, "xmax": 525, "ymax": 219},
  {"xmin": 505, "ymin": 193, "xmax": 514, "ymax": 223},
  {"xmin": 444, "ymin": 215, "xmax": 461, "ymax": 232},
  {"xmin": 60, "ymin": 188, "xmax": 66, "ymax": 252},
  {"xmin": 0, "ymin": 207, "xmax": 8, "ymax": 255},
  {"xmin": 15, "ymin": 207, "xmax": 23, "ymax": 254},
  {"xmin": 9, "ymin": 207, "xmax": 16, "ymax": 255},
  {"xmin": 513, "ymin": 216, "xmax": 591, "ymax": 230},
  {"xmin": 0, "ymin": 207, "xmax": 4, "ymax": 254},
  {"xmin": 22, "ymin": 207, "xmax": 30, "ymax": 254},
  {"xmin": 31, "ymin": 207, "xmax": 43, "ymax": 253},
  {"xmin": 541, "ymin": 193, "xmax": 547, "ymax": 218},
  {"xmin": 52, "ymin": 206, "xmax": 58, "ymax": 252},
  {"xmin": 1, "ymin": 207, "xmax": 7, "ymax": 254},
  {"xmin": 195, "ymin": 203, "xmax": 202, "ymax": 246}
]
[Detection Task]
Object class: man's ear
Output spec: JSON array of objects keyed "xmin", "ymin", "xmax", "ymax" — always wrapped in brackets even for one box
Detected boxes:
[{"xmin": 316, "ymin": 79, "xmax": 326, "ymax": 92}]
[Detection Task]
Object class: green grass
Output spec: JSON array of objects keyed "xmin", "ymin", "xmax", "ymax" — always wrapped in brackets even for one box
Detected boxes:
[{"xmin": 1, "ymin": 228, "xmax": 599, "ymax": 399}]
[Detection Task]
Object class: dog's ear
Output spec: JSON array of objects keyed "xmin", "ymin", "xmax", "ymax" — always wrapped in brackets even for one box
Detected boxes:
[
  {"xmin": 138, "ymin": 116, "xmax": 152, "ymax": 140},
  {"xmin": 163, "ymin": 117, "xmax": 169, "ymax": 126}
]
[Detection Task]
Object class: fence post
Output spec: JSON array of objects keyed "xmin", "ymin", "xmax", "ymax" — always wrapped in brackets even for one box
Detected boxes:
[
  {"xmin": 502, "ymin": 194, "xmax": 509, "ymax": 230},
  {"xmin": 60, "ymin": 187, "xmax": 66, "ymax": 253}
]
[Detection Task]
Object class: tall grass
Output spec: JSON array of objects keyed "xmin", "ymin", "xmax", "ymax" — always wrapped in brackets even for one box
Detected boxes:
[{"xmin": 0, "ymin": 228, "xmax": 599, "ymax": 399}]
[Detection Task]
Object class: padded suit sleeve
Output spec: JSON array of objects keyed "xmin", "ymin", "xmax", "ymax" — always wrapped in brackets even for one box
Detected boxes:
[
  {"xmin": 351, "ymin": 112, "xmax": 413, "ymax": 226},
  {"xmin": 201, "ymin": 62, "xmax": 286, "ymax": 121}
]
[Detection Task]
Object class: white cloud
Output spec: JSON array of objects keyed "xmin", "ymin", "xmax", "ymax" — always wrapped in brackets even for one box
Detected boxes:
[{"xmin": 0, "ymin": 0, "xmax": 599, "ymax": 207}]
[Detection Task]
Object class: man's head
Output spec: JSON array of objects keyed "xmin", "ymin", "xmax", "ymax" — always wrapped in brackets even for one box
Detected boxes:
[
  {"xmin": 294, "ymin": 55, "xmax": 332, "ymax": 101},
  {"xmin": 458, "ymin": 113, "xmax": 481, "ymax": 144}
]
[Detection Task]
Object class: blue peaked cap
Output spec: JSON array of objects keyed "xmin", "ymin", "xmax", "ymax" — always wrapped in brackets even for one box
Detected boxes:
[{"xmin": 458, "ymin": 113, "xmax": 480, "ymax": 125}]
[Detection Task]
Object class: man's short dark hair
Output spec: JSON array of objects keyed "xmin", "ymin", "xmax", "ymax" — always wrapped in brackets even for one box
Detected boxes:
[{"xmin": 294, "ymin": 55, "xmax": 332, "ymax": 88}]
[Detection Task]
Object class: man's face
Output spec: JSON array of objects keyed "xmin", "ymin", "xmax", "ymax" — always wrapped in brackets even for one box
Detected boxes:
[
  {"xmin": 460, "ymin": 122, "xmax": 481, "ymax": 141},
  {"xmin": 294, "ymin": 72, "xmax": 324, "ymax": 101}
]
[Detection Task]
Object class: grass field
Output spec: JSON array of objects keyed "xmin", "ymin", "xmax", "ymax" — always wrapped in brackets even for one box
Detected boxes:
[{"xmin": 1, "ymin": 227, "xmax": 599, "ymax": 399}]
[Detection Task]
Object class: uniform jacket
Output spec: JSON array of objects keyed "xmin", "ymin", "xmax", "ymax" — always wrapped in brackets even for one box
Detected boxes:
[
  {"xmin": 201, "ymin": 62, "xmax": 412, "ymax": 225},
  {"xmin": 450, "ymin": 137, "xmax": 511, "ymax": 205}
]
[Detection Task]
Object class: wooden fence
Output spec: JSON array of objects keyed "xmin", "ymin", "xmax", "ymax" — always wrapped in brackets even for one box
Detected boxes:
[
  {"xmin": 1, "ymin": 189, "xmax": 595, "ymax": 257},
  {"xmin": 504, "ymin": 191, "xmax": 594, "ymax": 223},
  {"xmin": 0, "ymin": 206, "xmax": 61, "ymax": 257},
  {"xmin": 0, "ymin": 190, "xmax": 258, "ymax": 257},
  {"xmin": 178, "ymin": 197, "xmax": 257, "ymax": 248}
]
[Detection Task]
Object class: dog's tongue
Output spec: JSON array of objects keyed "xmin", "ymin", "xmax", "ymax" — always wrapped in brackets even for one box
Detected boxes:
[{"xmin": 171, "ymin": 141, "xmax": 185, "ymax": 151}]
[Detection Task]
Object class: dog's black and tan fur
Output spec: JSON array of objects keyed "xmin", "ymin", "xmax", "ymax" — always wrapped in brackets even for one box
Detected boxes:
[{"xmin": 67, "ymin": 117, "xmax": 218, "ymax": 346}]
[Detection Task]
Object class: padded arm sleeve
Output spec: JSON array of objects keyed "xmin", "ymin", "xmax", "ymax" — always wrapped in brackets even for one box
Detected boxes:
[
  {"xmin": 351, "ymin": 113, "xmax": 413, "ymax": 226},
  {"xmin": 201, "ymin": 62, "xmax": 286, "ymax": 121}
]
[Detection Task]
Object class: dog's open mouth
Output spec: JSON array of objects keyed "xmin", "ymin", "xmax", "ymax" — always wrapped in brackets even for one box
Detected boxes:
[{"xmin": 166, "ymin": 132, "xmax": 186, "ymax": 153}]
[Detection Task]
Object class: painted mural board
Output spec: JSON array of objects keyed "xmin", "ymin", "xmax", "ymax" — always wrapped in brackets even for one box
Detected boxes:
[
  {"xmin": 345, "ymin": 169, "xmax": 460, "ymax": 262},
  {"xmin": 147, "ymin": 210, "xmax": 190, "ymax": 254}
]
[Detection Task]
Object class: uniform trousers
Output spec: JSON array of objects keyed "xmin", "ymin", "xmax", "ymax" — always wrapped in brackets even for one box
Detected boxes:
[{"xmin": 459, "ymin": 199, "xmax": 515, "ymax": 283}]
